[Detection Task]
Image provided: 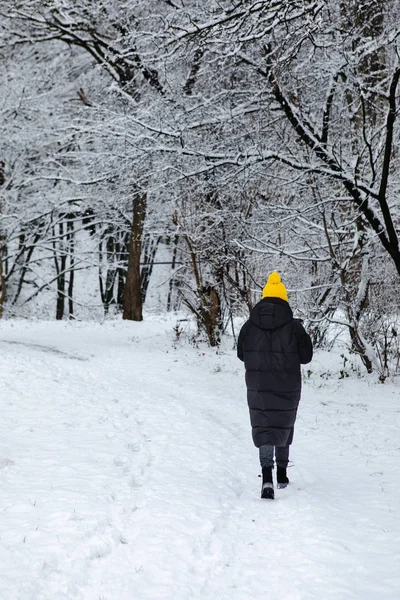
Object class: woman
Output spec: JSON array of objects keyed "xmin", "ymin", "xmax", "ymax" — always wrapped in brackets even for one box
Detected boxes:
[{"xmin": 237, "ymin": 272, "xmax": 313, "ymax": 499}]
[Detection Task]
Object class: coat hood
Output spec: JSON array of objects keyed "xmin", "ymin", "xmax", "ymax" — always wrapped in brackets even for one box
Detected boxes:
[{"xmin": 249, "ymin": 297, "xmax": 293, "ymax": 330}]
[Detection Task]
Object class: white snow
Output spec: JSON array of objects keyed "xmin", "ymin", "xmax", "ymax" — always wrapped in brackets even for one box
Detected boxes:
[{"xmin": 0, "ymin": 317, "xmax": 399, "ymax": 600}]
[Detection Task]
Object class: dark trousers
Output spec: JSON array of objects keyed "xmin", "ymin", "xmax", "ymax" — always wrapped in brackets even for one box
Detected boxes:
[{"xmin": 259, "ymin": 444, "xmax": 289, "ymax": 469}]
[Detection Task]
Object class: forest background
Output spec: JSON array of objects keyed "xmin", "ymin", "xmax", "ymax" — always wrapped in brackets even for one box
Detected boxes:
[{"xmin": 1, "ymin": 0, "xmax": 400, "ymax": 380}]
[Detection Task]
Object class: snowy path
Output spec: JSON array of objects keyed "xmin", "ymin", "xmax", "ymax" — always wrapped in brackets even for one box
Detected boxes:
[{"xmin": 0, "ymin": 320, "xmax": 399, "ymax": 600}]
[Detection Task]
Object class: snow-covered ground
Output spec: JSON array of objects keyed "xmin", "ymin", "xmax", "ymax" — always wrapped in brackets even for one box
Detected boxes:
[{"xmin": 0, "ymin": 317, "xmax": 399, "ymax": 600}]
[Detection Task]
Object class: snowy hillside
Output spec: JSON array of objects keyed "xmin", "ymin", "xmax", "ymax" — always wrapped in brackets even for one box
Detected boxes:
[{"xmin": 0, "ymin": 318, "xmax": 399, "ymax": 600}]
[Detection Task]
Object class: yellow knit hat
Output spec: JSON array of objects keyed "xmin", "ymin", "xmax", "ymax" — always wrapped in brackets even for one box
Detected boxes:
[{"xmin": 262, "ymin": 272, "xmax": 288, "ymax": 302}]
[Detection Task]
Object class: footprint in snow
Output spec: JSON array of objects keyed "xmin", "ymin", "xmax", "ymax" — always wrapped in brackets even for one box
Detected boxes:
[{"xmin": 0, "ymin": 458, "xmax": 15, "ymax": 469}]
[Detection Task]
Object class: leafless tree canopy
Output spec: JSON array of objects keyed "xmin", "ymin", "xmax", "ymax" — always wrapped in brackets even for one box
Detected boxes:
[{"xmin": 0, "ymin": 0, "xmax": 399, "ymax": 375}]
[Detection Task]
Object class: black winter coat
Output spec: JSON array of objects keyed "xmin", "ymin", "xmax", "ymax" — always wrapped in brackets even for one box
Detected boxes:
[{"xmin": 237, "ymin": 297, "xmax": 313, "ymax": 448}]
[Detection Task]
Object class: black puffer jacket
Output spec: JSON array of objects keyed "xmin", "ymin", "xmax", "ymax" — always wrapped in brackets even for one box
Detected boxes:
[{"xmin": 237, "ymin": 297, "xmax": 313, "ymax": 448}]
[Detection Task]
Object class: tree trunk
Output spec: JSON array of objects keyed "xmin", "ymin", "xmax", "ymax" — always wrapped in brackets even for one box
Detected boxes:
[
  {"xmin": 0, "ymin": 162, "xmax": 5, "ymax": 318},
  {"xmin": 167, "ymin": 235, "xmax": 179, "ymax": 311},
  {"xmin": 0, "ymin": 237, "xmax": 5, "ymax": 319},
  {"xmin": 141, "ymin": 234, "xmax": 161, "ymax": 305},
  {"xmin": 54, "ymin": 221, "xmax": 66, "ymax": 321},
  {"xmin": 348, "ymin": 325, "xmax": 373, "ymax": 374},
  {"xmin": 117, "ymin": 232, "xmax": 127, "ymax": 310},
  {"xmin": 123, "ymin": 192, "xmax": 147, "ymax": 321},
  {"xmin": 67, "ymin": 218, "xmax": 75, "ymax": 319},
  {"xmin": 181, "ymin": 232, "xmax": 222, "ymax": 347}
]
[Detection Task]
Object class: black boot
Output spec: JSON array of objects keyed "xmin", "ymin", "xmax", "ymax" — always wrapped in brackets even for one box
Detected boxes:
[
  {"xmin": 261, "ymin": 467, "xmax": 274, "ymax": 499},
  {"xmin": 277, "ymin": 466, "xmax": 289, "ymax": 489}
]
